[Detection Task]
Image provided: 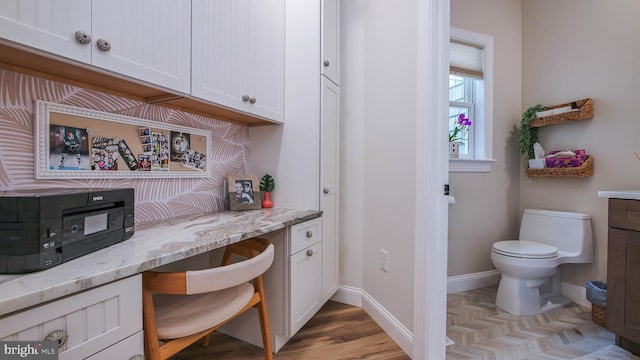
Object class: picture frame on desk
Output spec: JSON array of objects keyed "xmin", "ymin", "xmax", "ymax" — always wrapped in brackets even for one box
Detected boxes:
[{"xmin": 228, "ymin": 174, "xmax": 262, "ymax": 210}]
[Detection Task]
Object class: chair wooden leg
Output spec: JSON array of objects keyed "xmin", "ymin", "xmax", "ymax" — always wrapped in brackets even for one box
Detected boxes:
[
  {"xmin": 255, "ymin": 277, "xmax": 273, "ymax": 360},
  {"xmin": 201, "ymin": 334, "xmax": 210, "ymax": 347},
  {"xmin": 142, "ymin": 289, "xmax": 162, "ymax": 360}
]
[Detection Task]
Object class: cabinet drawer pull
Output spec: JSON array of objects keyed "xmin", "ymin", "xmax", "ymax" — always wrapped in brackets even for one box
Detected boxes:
[
  {"xmin": 96, "ymin": 38, "xmax": 111, "ymax": 52},
  {"xmin": 324, "ymin": 60, "xmax": 330, "ymax": 67},
  {"xmin": 45, "ymin": 329, "xmax": 68, "ymax": 348},
  {"xmin": 75, "ymin": 30, "xmax": 91, "ymax": 45},
  {"xmin": 306, "ymin": 231, "xmax": 313, "ymax": 238},
  {"xmin": 249, "ymin": 97, "xmax": 257, "ymax": 104},
  {"xmin": 307, "ymin": 249, "xmax": 314, "ymax": 256},
  {"xmin": 323, "ymin": 187, "xmax": 330, "ymax": 194},
  {"xmin": 242, "ymin": 95, "xmax": 250, "ymax": 102}
]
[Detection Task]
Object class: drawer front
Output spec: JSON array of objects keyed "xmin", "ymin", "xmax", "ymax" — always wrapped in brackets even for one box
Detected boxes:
[
  {"xmin": 289, "ymin": 241, "xmax": 322, "ymax": 335},
  {"xmin": 290, "ymin": 218, "xmax": 322, "ymax": 255},
  {"xmin": 609, "ymin": 199, "xmax": 640, "ymax": 232},
  {"xmin": 86, "ymin": 331, "xmax": 144, "ymax": 360},
  {"xmin": 0, "ymin": 275, "xmax": 142, "ymax": 360}
]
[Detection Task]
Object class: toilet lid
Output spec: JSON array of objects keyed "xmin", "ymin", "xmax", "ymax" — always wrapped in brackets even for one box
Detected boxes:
[{"xmin": 492, "ymin": 240, "xmax": 558, "ymax": 259}]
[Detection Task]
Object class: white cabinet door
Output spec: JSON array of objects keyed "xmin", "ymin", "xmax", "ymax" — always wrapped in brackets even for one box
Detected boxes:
[
  {"xmin": 192, "ymin": 0, "xmax": 284, "ymax": 123},
  {"xmin": 0, "ymin": 0, "xmax": 91, "ymax": 63},
  {"xmin": 290, "ymin": 241, "xmax": 322, "ymax": 335},
  {"xmin": 0, "ymin": 0, "xmax": 191, "ymax": 94},
  {"xmin": 0, "ymin": 275, "xmax": 142, "ymax": 360},
  {"xmin": 320, "ymin": 77, "xmax": 340, "ymax": 302},
  {"xmin": 91, "ymin": 0, "xmax": 191, "ymax": 93},
  {"xmin": 321, "ymin": 0, "xmax": 339, "ymax": 85}
]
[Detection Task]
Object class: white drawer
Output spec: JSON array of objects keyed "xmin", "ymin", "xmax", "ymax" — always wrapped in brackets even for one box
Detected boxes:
[
  {"xmin": 289, "ymin": 218, "xmax": 322, "ymax": 255},
  {"xmin": 86, "ymin": 331, "xmax": 144, "ymax": 360},
  {"xmin": 0, "ymin": 275, "xmax": 142, "ymax": 360}
]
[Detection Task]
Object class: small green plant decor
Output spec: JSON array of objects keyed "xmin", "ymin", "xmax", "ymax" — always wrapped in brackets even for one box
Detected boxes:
[
  {"xmin": 259, "ymin": 174, "xmax": 275, "ymax": 208},
  {"xmin": 519, "ymin": 104, "xmax": 545, "ymax": 172}
]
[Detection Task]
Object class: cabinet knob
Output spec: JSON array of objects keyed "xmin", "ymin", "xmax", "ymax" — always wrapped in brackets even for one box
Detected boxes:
[
  {"xmin": 324, "ymin": 60, "xmax": 330, "ymax": 67},
  {"xmin": 307, "ymin": 249, "xmax": 314, "ymax": 256},
  {"xmin": 323, "ymin": 187, "xmax": 329, "ymax": 194},
  {"xmin": 45, "ymin": 329, "xmax": 68, "ymax": 348},
  {"xmin": 74, "ymin": 30, "xmax": 91, "ymax": 45},
  {"xmin": 306, "ymin": 231, "xmax": 313, "ymax": 238},
  {"xmin": 96, "ymin": 38, "xmax": 111, "ymax": 52},
  {"xmin": 249, "ymin": 97, "xmax": 257, "ymax": 104},
  {"xmin": 242, "ymin": 95, "xmax": 250, "ymax": 102}
]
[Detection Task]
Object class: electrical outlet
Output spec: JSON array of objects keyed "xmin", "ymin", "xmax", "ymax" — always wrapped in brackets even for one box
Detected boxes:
[{"xmin": 380, "ymin": 249, "xmax": 389, "ymax": 273}]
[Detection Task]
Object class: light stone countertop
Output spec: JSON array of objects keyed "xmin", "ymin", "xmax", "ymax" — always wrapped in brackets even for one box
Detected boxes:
[
  {"xmin": 0, "ymin": 208, "xmax": 321, "ymax": 317},
  {"xmin": 597, "ymin": 191, "xmax": 640, "ymax": 200}
]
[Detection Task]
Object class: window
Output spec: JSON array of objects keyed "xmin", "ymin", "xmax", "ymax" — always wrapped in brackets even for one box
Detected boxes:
[
  {"xmin": 449, "ymin": 27, "xmax": 495, "ymax": 173},
  {"xmin": 449, "ymin": 74, "xmax": 475, "ymax": 157}
]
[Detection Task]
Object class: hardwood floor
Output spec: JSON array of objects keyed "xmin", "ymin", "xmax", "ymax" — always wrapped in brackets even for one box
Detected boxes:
[
  {"xmin": 172, "ymin": 300, "xmax": 410, "ymax": 360},
  {"xmin": 172, "ymin": 287, "xmax": 622, "ymax": 360}
]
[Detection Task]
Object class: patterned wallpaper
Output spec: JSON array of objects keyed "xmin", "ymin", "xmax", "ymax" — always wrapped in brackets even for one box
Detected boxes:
[{"xmin": 0, "ymin": 69, "xmax": 250, "ymax": 224}]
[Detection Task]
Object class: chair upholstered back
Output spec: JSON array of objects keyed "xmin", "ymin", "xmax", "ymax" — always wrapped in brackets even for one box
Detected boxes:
[
  {"xmin": 142, "ymin": 237, "xmax": 274, "ymax": 360},
  {"xmin": 186, "ymin": 244, "xmax": 273, "ymax": 294}
]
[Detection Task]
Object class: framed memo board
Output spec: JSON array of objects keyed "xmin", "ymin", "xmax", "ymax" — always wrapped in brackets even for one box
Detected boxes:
[{"xmin": 34, "ymin": 101, "xmax": 211, "ymax": 179}]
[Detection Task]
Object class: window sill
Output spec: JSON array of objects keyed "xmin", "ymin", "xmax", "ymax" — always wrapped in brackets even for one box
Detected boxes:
[{"xmin": 449, "ymin": 158, "xmax": 496, "ymax": 173}]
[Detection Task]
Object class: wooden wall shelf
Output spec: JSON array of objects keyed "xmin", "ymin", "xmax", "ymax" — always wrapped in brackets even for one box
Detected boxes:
[
  {"xmin": 529, "ymin": 98, "xmax": 593, "ymax": 128},
  {"xmin": 527, "ymin": 155, "xmax": 594, "ymax": 178},
  {"xmin": 526, "ymin": 98, "xmax": 594, "ymax": 178}
]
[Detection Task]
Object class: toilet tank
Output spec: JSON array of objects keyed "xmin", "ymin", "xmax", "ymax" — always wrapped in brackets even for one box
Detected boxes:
[{"xmin": 519, "ymin": 209, "xmax": 593, "ymax": 263}]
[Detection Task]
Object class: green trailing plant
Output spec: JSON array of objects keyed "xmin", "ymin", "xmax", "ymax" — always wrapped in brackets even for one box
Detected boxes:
[
  {"xmin": 519, "ymin": 104, "xmax": 546, "ymax": 168},
  {"xmin": 259, "ymin": 173, "xmax": 275, "ymax": 193}
]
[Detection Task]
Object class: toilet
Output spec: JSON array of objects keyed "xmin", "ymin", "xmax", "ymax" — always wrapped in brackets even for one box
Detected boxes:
[{"xmin": 491, "ymin": 209, "xmax": 593, "ymax": 316}]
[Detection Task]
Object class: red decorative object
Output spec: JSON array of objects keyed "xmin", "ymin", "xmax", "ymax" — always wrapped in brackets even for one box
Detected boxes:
[{"xmin": 262, "ymin": 191, "xmax": 273, "ymax": 208}]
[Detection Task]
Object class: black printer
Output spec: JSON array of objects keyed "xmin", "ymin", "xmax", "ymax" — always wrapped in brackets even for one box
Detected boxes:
[{"xmin": 0, "ymin": 188, "xmax": 134, "ymax": 273}]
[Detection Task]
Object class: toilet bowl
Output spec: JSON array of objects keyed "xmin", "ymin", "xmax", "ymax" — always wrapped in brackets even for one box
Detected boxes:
[{"xmin": 491, "ymin": 209, "xmax": 593, "ymax": 316}]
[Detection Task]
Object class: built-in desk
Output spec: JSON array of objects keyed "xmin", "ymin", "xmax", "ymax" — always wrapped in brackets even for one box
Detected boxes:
[
  {"xmin": 0, "ymin": 208, "xmax": 321, "ymax": 358},
  {"xmin": 0, "ymin": 208, "xmax": 321, "ymax": 317}
]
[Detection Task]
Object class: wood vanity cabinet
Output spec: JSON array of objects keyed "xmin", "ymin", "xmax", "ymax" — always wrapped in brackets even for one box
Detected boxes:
[{"xmin": 607, "ymin": 198, "xmax": 640, "ymax": 355}]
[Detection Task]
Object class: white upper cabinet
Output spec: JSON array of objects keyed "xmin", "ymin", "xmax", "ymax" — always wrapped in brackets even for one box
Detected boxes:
[
  {"xmin": 191, "ymin": 0, "xmax": 285, "ymax": 123},
  {"xmin": 91, "ymin": 0, "xmax": 191, "ymax": 94},
  {"xmin": 321, "ymin": 0, "xmax": 340, "ymax": 85},
  {"xmin": 0, "ymin": 0, "xmax": 91, "ymax": 63},
  {"xmin": 0, "ymin": 0, "xmax": 191, "ymax": 94}
]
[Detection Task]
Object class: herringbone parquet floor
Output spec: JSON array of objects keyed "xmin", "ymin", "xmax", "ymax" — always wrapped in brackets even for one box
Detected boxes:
[
  {"xmin": 445, "ymin": 286, "xmax": 619, "ymax": 359},
  {"xmin": 173, "ymin": 286, "xmax": 627, "ymax": 359}
]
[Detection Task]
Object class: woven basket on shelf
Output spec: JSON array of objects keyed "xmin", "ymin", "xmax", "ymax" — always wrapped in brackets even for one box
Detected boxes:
[
  {"xmin": 529, "ymin": 98, "xmax": 594, "ymax": 128},
  {"xmin": 592, "ymin": 303, "xmax": 607, "ymax": 327},
  {"xmin": 526, "ymin": 155, "xmax": 594, "ymax": 178}
]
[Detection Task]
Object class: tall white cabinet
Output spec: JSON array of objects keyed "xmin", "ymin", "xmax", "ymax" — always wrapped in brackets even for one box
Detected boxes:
[
  {"xmin": 321, "ymin": 77, "xmax": 340, "ymax": 302},
  {"xmin": 191, "ymin": 0, "xmax": 285, "ymax": 123},
  {"xmin": 0, "ymin": 0, "xmax": 191, "ymax": 93},
  {"xmin": 320, "ymin": 0, "xmax": 341, "ymax": 303},
  {"xmin": 321, "ymin": 0, "xmax": 340, "ymax": 85}
]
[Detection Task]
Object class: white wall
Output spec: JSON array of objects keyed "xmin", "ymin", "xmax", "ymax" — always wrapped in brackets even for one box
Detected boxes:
[
  {"xmin": 448, "ymin": 0, "xmax": 522, "ymax": 277},
  {"xmin": 341, "ymin": 0, "xmax": 417, "ymax": 331},
  {"xmin": 339, "ymin": 0, "xmax": 365, "ymax": 290},
  {"xmin": 520, "ymin": 0, "xmax": 640, "ymax": 287}
]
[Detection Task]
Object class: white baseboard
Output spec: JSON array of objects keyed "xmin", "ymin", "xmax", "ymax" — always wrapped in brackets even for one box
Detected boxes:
[
  {"xmin": 330, "ymin": 278, "xmax": 589, "ymax": 358},
  {"xmin": 332, "ymin": 286, "xmax": 413, "ymax": 357},
  {"xmin": 361, "ymin": 291, "xmax": 414, "ymax": 358},
  {"xmin": 447, "ymin": 270, "xmax": 501, "ymax": 294},
  {"xmin": 330, "ymin": 285, "xmax": 362, "ymax": 307},
  {"xmin": 561, "ymin": 281, "xmax": 590, "ymax": 308}
]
